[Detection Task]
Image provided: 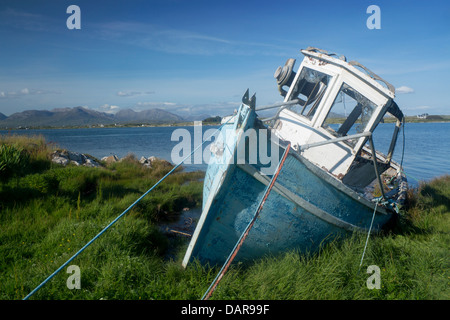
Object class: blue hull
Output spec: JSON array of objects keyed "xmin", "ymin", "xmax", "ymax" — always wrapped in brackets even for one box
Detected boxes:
[{"xmin": 182, "ymin": 104, "xmax": 393, "ymax": 267}]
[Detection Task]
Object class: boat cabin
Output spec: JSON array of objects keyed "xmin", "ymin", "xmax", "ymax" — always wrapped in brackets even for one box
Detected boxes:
[{"xmin": 271, "ymin": 47, "xmax": 404, "ymax": 190}]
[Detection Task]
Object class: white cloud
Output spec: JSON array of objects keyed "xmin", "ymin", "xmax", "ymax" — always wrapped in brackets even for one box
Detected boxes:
[
  {"xmin": 135, "ymin": 101, "xmax": 177, "ymax": 108},
  {"xmin": 99, "ymin": 104, "xmax": 120, "ymax": 114},
  {"xmin": 95, "ymin": 21, "xmax": 294, "ymax": 56},
  {"xmin": 0, "ymin": 8, "xmax": 53, "ymax": 32},
  {"xmin": 133, "ymin": 100, "xmax": 239, "ymax": 117},
  {"xmin": 117, "ymin": 91, "xmax": 138, "ymax": 97},
  {"xmin": 117, "ymin": 90, "xmax": 155, "ymax": 97},
  {"xmin": 0, "ymin": 88, "xmax": 60, "ymax": 98},
  {"xmin": 396, "ymin": 86, "xmax": 415, "ymax": 94}
]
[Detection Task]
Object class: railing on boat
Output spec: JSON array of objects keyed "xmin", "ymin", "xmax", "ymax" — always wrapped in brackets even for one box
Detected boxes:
[
  {"xmin": 296, "ymin": 131, "xmax": 386, "ymax": 201},
  {"xmin": 254, "ymin": 100, "xmax": 388, "ymax": 201},
  {"xmin": 256, "ymin": 99, "xmax": 301, "ymax": 122}
]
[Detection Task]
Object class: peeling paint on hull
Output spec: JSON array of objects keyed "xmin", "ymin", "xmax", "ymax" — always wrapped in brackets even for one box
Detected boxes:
[{"xmin": 182, "ymin": 104, "xmax": 393, "ymax": 267}]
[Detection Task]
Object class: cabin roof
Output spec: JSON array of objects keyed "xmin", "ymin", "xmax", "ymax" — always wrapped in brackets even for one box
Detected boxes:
[{"xmin": 301, "ymin": 47, "xmax": 395, "ymax": 100}]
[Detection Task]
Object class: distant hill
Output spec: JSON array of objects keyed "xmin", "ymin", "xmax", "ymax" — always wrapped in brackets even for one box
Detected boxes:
[
  {"xmin": 0, "ymin": 107, "xmax": 114, "ymax": 128},
  {"xmin": 203, "ymin": 116, "xmax": 222, "ymax": 123},
  {"xmin": 114, "ymin": 108, "xmax": 184, "ymax": 123},
  {"xmin": 0, "ymin": 106, "xmax": 186, "ymax": 128}
]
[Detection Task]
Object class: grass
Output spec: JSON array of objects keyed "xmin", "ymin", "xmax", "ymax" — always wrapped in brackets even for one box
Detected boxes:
[{"xmin": 0, "ymin": 134, "xmax": 448, "ymax": 300}]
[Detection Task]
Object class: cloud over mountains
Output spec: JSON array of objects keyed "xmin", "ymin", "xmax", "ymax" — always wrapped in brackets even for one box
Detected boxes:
[
  {"xmin": 116, "ymin": 91, "xmax": 155, "ymax": 97},
  {"xmin": 0, "ymin": 88, "xmax": 60, "ymax": 99}
]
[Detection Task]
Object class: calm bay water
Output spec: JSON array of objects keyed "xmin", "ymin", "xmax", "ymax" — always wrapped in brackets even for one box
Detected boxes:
[
  {"xmin": 1, "ymin": 122, "xmax": 449, "ymax": 187},
  {"xmin": 395, "ymin": 122, "xmax": 450, "ymax": 185},
  {"xmin": 1, "ymin": 125, "xmax": 214, "ymax": 172}
]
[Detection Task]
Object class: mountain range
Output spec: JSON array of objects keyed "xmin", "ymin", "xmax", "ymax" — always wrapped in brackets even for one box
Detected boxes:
[{"xmin": 0, "ymin": 106, "xmax": 203, "ymax": 128}]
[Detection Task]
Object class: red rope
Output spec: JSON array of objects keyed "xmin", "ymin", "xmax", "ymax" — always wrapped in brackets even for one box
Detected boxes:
[{"xmin": 203, "ymin": 143, "xmax": 291, "ymax": 300}]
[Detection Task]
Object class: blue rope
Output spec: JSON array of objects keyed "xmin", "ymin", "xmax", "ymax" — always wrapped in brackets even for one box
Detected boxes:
[{"xmin": 23, "ymin": 120, "xmax": 230, "ymax": 300}]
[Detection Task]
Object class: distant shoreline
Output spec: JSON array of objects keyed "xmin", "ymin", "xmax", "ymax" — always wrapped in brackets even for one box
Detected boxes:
[
  {"xmin": 0, "ymin": 121, "xmax": 222, "ymax": 131},
  {"xmin": 0, "ymin": 116, "xmax": 449, "ymax": 131}
]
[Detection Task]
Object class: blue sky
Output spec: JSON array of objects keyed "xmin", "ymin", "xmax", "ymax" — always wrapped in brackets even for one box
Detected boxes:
[{"xmin": 0, "ymin": 0, "xmax": 449, "ymax": 118}]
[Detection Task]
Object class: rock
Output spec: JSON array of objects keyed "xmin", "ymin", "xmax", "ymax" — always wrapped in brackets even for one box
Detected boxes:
[
  {"xmin": 84, "ymin": 157, "xmax": 101, "ymax": 168},
  {"xmin": 52, "ymin": 154, "xmax": 69, "ymax": 166},
  {"xmin": 118, "ymin": 154, "xmax": 137, "ymax": 163},
  {"xmin": 52, "ymin": 151, "xmax": 171, "ymax": 169},
  {"xmin": 139, "ymin": 156, "xmax": 147, "ymax": 164},
  {"xmin": 51, "ymin": 150, "xmax": 101, "ymax": 167},
  {"xmin": 67, "ymin": 151, "xmax": 85, "ymax": 163},
  {"xmin": 137, "ymin": 156, "xmax": 173, "ymax": 169},
  {"xmin": 139, "ymin": 156, "xmax": 152, "ymax": 168},
  {"xmin": 101, "ymin": 155, "xmax": 119, "ymax": 164}
]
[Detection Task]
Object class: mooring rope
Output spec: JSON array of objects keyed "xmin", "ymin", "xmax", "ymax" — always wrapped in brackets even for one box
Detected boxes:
[
  {"xmin": 202, "ymin": 143, "xmax": 291, "ymax": 300},
  {"xmin": 359, "ymin": 198, "xmax": 381, "ymax": 269},
  {"xmin": 400, "ymin": 169, "xmax": 421, "ymax": 184},
  {"xmin": 23, "ymin": 119, "xmax": 232, "ymax": 300}
]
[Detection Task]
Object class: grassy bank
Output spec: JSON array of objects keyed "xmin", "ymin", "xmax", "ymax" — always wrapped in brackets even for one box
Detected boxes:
[{"xmin": 0, "ymin": 135, "xmax": 448, "ymax": 300}]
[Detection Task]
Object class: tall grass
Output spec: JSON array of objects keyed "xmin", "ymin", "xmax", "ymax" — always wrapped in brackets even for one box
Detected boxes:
[
  {"xmin": 0, "ymin": 134, "xmax": 52, "ymax": 182},
  {"xmin": 0, "ymin": 135, "xmax": 204, "ymax": 299},
  {"xmin": 0, "ymin": 135, "xmax": 448, "ymax": 300}
]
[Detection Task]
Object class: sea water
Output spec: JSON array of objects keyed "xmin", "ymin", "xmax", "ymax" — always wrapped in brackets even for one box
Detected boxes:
[{"xmin": 2, "ymin": 122, "xmax": 449, "ymax": 186}]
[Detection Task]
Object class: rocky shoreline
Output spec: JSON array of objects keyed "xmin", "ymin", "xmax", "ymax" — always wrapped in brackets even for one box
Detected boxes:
[{"xmin": 51, "ymin": 150, "xmax": 171, "ymax": 168}]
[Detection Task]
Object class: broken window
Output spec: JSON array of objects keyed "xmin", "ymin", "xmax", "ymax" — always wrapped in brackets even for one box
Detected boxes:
[
  {"xmin": 322, "ymin": 83, "xmax": 376, "ymax": 146},
  {"xmin": 288, "ymin": 67, "xmax": 331, "ymax": 120}
]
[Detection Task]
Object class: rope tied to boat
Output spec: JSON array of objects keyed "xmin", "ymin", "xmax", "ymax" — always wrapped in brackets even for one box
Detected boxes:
[
  {"xmin": 23, "ymin": 119, "xmax": 233, "ymax": 300},
  {"xmin": 202, "ymin": 143, "xmax": 291, "ymax": 300},
  {"xmin": 359, "ymin": 197, "xmax": 381, "ymax": 270}
]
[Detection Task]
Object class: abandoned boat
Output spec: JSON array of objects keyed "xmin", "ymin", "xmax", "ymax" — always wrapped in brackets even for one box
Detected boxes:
[{"xmin": 182, "ymin": 47, "xmax": 407, "ymax": 267}]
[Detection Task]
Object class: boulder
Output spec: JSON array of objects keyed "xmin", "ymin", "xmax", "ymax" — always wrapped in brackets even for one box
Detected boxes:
[
  {"xmin": 84, "ymin": 157, "xmax": 101, "ymax": 168},
  {"xmin": 67, "ymin": 151, "xmax": 85, "ymax": 164},
  {"xmin": 51, "ymin": 152, "xmax": 69, "ymax": 166},
  {"xmin": 138, "ymin": 156, "xmax": 173, "ymax": 169},
  {"xmin": 101, "ymin": 155, "xmax": 119, "ymax": 164},
  {"xmin": 139, "ymin": 156, "xmax": 152, "ymax": 168},
  {"xmin": 51, "ymin": 150, "xmax": 101, "ymax": 168}
]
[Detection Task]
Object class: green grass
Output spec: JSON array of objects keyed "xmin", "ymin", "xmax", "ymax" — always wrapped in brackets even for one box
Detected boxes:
[{"xmin": 0, "ymin": 135, "xmax": 448, "ymax": 300}]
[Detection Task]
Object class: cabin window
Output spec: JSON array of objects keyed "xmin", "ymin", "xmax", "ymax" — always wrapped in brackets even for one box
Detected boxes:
[
  {"xmin": 322, "ymin": 83, "xmax": 376, "ymax": 146},
  {"xmin": 289, "ymin": 67, "xmax": 331, "ymax": 120}
]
